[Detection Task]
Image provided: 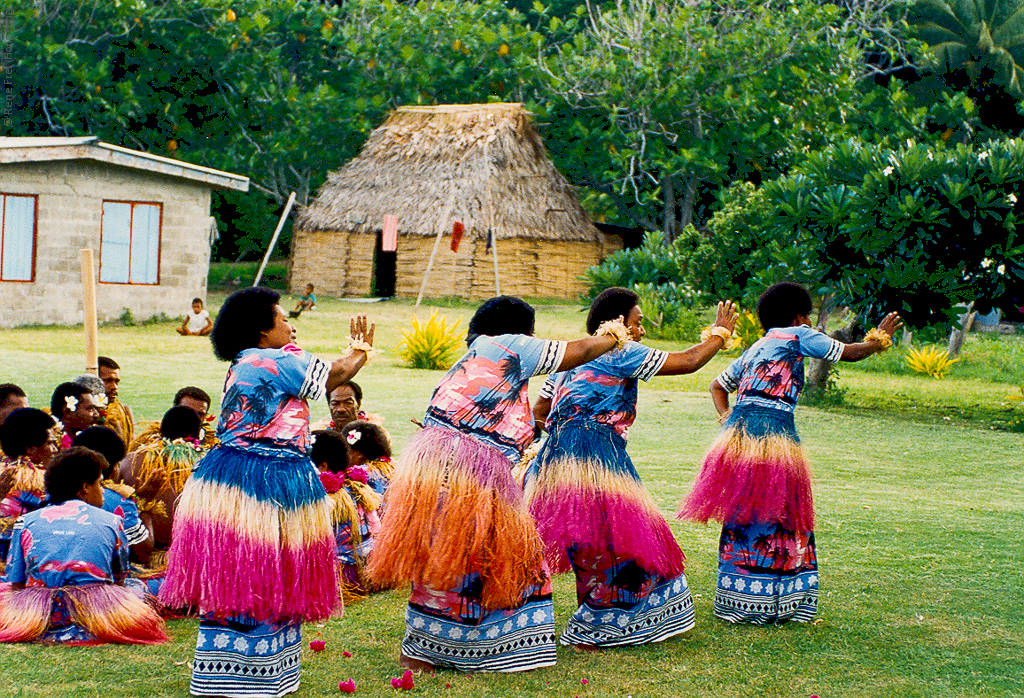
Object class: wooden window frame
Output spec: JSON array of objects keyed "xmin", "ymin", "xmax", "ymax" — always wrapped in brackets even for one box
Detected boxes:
[
  {"xmin": 99, "ymin": 200, "xmax": 163, "ymax": 286},
  {"xmin": 0, "ymin": 193, "xmax": 39, "ymax": 283}
]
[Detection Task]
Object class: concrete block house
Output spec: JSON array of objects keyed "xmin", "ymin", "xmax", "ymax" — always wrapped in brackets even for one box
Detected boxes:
[{"xmin": 0, "ymin": 137, "xmax": 248, "ymax": 327}]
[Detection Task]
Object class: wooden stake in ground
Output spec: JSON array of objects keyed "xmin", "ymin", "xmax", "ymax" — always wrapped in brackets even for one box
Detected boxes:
[
  {"xmin": 254, "ymin": 191, "xmax": 296, "ymax": 287},
  {"xmin": 416, "ymin": 198, "xmax": 456, "ymax": 308},
  {"xmin": 79, "ymin": 248, "xmax": 99, "ymax": 375}
]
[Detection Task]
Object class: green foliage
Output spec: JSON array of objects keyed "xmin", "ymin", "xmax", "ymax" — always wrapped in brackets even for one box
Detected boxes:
[
  {"xmin": 730, "ymin": 310, "xmax": 765, "ymax": 354},
  {"xmin": 117, "ymin": 308, "xmax": 136, "ymax": 327},
  {"xmin": 909, "ymin": 0, "xmax": 1024, "ymax": 97},
  {"xmin": 725, "ymin": 136, "xmax": 1024, "ymax": 328},
  {"xmin": 581, "ymin": 230, "xmax": 694, "ymax": 297},
  {"xmin": 905, "ymin": 344, "xmax": 960, "ymax": 378},
  {"xmin": 395, "ymin": 311, "xmax": 465, "ymax": 370},
  {"xmin": 800, "ymin": 365, "xmax": 847, "ymax": 406},
  {"xmin": 633, "ymin": 283, "xmax": 702, "ymax": 341}
]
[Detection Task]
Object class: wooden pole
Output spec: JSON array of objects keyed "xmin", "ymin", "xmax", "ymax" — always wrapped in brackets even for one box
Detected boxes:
[
  {"xmin": 485, "ymin": 142, "xmax": 500, "ymax": 295},
  {"xmin": 254, "ymin": 191, "xmax": 296, "ymax": 287},
  {"xmin": 80, "ymin": 248, "xmax": 99, "ymax": 375},
  {"xmin": 416, "ymin": 198, "xmax": 456, "ymax": 308}
]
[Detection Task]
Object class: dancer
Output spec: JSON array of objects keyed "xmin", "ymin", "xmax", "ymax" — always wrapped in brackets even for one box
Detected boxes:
[
  {"xmin": 367, "ymin": 296, "xmax": 628, "ymax": 673},
  {"xmin": 159, "ymin": 287, "xmax": 374, "ymax": 697},
  {"xmin": 525, "ymin": 288, "xmax": 737, "ymax": 647},
  {"xmin": 0, "ymin": 408, "xmax": 59, "ymax": 568},
  {"xmin": 0, "ymin": 447, "xmax": 168, "ymax": 645},
  {"xmin": 679, "ymin": 282, "xmax": 901, "ymax": 624}
]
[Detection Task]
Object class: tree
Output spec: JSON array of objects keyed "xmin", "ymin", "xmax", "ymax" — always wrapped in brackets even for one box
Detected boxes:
[{"xmin": 536, "ymin": 0, "xmax": 866, "ymax": 237}]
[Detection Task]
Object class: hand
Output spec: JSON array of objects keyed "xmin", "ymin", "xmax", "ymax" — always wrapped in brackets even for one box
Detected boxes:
[
  {"xmin": 713, "ymin": 301, "xmax": 739, "ymax": 334},
  {"xmin": 877, "ymin": 311, "xmax": 903, "ymax": 337},
  {"xmin": 349, "ymin": 314, "xmax": 375, "ymax": 347}
]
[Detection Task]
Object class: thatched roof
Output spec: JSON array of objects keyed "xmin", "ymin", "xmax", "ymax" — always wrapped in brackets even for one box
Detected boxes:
[{"xmin": 295, "ymin": 103, "xmax": 602, "ymax": 242}]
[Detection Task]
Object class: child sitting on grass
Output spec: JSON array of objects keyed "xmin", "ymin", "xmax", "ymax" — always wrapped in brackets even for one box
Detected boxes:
[
  {"xmin": 680, "ymin": 281, "xmax": 901, "ymax": 625},
  {"xmin": 0, "ymin": 447, "xmax": 168, "ymax": 645},
  {"xmin": 177, "ymin": 297, "xmax": 212, "ymax": 336}
]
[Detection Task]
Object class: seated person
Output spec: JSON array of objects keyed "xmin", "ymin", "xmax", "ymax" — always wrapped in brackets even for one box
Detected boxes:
[
  {"xmin": 0, "ymin": 409, "xmax": 59, "ymax": 568},
  {"xmin": 311, "ymin": 429, "xmax": 382, "ymax": 604},
  {"xmin": 52, "ymin": 382, "xmax": 101, "ymax": 448},
  {"xmin": 338, "ymin": 419, "xmax": 393, "ymax": 498},
  {"xmin": 319, "ymin": 380, "xmax": 388, "ymax": 433},
  {"xmin": 177, "ymin": 297, "xmax": 213, "ymax": 337},
  {"xmin": 288, "ymin": 283, "xmax": 317, "ymax": 318},
  {"xmin": 71, "ymin": 427, "xmax": 155, "ymax": 566},
  {"xmin": 130, "ymin": 386, "xmax": 216, "ymax": 451},
  {"xmin": 0, "ymin": 447, "xmax": 168, "ymax": 645},
  {"xmin": 97, "ymin": 357, "xmax": 135, "ymax": 447},
  {"xmin": 120, "ymin": 406, "xmax": 206, "ymax": 556},
  {"xmin": 0, "ymin": 384, "xmax": 28, "ymax": 428}
]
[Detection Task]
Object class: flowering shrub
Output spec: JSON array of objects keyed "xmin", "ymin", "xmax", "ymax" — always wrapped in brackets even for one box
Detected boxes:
[
  {"xmin": 396, "ymin": 311, "xmax": 465, "ymax": 370},
  {"xmin": 905, "ymin": 345, "xmax": 959, "ymax": 379}
]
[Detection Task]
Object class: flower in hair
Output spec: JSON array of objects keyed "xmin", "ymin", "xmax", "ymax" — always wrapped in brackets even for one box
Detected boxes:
[
  {"xmin": 346, "ymin": 430, "xmax": 362, "ymax": 445},
  {"xmin": 64, "ymin": 395, "xmax": 79, "ymax": 412}
]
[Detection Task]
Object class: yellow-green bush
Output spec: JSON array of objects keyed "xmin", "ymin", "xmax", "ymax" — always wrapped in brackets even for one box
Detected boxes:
[
  {"xmin": 395, "ymin": 311, "xmax": 465, "ymax": 370},
  {"xmin": 905, "ymin": 345, "xmax": 959, "ymax": 379}
]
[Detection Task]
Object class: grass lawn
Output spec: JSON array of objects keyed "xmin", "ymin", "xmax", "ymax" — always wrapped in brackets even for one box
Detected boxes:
[{"xmin": 1, "ymin": 293, "xmax": 1022, "ymax": 697}]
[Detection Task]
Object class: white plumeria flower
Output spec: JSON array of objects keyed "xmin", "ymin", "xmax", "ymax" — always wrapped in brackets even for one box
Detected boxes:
[
  {"xmin": 981, "ymin": 258, "xmax": 994, "ymax": 269},
  {"xmin": 64, "ymin": 395, "xmax": 78, "ymax": 412},
  {"xmin": 346, "ymin": 430, "xmax": 362, "ymax": 445},
  {"xmin": 998, "ymin": 264, "xmax": 1006, "ymax": 275},
  {"xmin": 1009, "ymin": 193, "xmax": 1018, "ymax": 204},
  {"xmin": 979, "ymin": 150, "xmax": 990, "ymax": 161},
  {"xmin": 927, "ymin": 151, "xmax": 934, "ymax": 161},
  {"xmin": 882, "ymin": 166, "xmax": 895, "ymax": 176}
]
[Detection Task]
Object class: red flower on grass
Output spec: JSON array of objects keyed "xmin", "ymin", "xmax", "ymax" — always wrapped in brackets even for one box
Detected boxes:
[
  {"xmin": 390, "ymin": 670, "xmax": 415, "ymax": 690},
  {"xmin": 343, "ymin": 651, "xmax": 353, "ymax": 658},
  {"xmin": 338, "ymin": 679, "xmax": 357, "ymax": 693},
  {"xmin": 309, "ymin": 640, "xmax": 326, "ymax": 652}
]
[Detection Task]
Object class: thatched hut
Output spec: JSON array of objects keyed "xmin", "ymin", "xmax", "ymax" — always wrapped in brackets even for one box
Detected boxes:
[{"xmin": 291, "ymin": 103, "xmax": 620, "ymax": 300}]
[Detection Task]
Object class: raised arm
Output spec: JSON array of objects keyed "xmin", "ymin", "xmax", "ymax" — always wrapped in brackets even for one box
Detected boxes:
[
  {"xmin": 840, "ymin": 312, "xmax": 902, "ymax": 362},
  {"xmin": 658, "ymin": 301, "xmax": 739, "ymax": 376},
  {"xmin": 325, "ymin": 314, "xmax": 376, "ymax": 394}
]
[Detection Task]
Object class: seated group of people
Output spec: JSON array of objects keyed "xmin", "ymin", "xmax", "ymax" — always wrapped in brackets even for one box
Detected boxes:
[{"xmin": 0, "ymin": 366, "xmax": 389, "ymax": 646}]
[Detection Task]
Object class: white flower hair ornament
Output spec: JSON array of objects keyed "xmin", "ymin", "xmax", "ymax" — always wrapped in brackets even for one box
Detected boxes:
[
  {"xmin": 93, "ymin": 393, "xmax": 108, "ymax": 408},
  {"xmin": 346, "ymin": 430, "xmax": 362, "ymax": 446},
  {"xmin": 64, "ymin": 395, "xmax": 79, "ymax": 413}
]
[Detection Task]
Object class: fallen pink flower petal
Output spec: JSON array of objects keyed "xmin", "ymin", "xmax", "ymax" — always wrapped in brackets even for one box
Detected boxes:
[
  {"xmin": 391, "ymin": 678, "xmax": 402, "ymax": 688},
  {"xmin": 581, "ymin": 679, "xmax": 589, "ymax": 685},
  {"xmin": 399, "ymin": 670, "xmax": 415, "ymax": 690},
  {"xmin": 342, "ymin": 651, "xmax": 353, "ymax": 658},
  {"xmin": 309, "ymin": 640, "xmax": 326, "ymax": 652},
  {"xmin": 338, "ymin": 679, "xmax": 357, "ymax": 693}
]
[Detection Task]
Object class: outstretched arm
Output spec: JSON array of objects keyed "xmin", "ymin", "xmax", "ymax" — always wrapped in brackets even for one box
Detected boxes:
[
  {"xmin": 326, "ymin": 314, "xmax": 375, "ymax": 394},
  {"xmin": 658, "ymin": 301, "xmax": 739, "ymax": 376},
  {"xmin": 840, "ymin": 312, "xmax": 902, "ymax": 362}
]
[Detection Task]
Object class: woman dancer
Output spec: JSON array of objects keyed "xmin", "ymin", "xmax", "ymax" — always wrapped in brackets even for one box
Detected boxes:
[
  {"xmin": 680, "ymin": 282, "xmax": 900, "ymax": 624},
  {"xmin": 160, "ymin": 287, "xmax": 373, "ymax": 697},
  {"xmin": 525, "ymin": 287, "xmax": 737, "ymax": 647},
  {"xmin": 367, "ymin": 296, "xmax": 627, "ymax": 673}
]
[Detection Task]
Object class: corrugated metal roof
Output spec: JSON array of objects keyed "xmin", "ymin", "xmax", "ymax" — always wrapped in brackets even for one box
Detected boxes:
[{"xmin": 0, "ymin": 137, "xmax": 249, "ymax": 192}]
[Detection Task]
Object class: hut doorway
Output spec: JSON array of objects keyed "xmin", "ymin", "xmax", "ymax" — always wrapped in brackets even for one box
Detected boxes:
[{"xmin": 371, "ymin": 230, "xmax": 396, "ymax": 297}]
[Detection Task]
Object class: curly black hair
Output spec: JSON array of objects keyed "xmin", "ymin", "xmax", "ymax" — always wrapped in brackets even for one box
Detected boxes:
[
  {"xmin": 46, "ymin": 447, "xmax": 107, "ymax": 505},
  {"xmin": 466, "ymin": 296, "xmax": 535, "ymax": 346},
  {"xmin": 211, "ymin": 287, "xmax": 281, "ymax": 361},
  {"xmin": 340, "ymin": 420, "xmax": 391, "ymax": 463},
  {"xmin": 0, "ymin": 408, "xmax": 55, "ymax": 458},
  {"xmin": 72, "ymin": 426, "xmax": 126, "ymax": 478},
  {"xmin": 310, "ymin": 430, "xmax": 349, "ymax": 474},
  {"xmin": 50, "ymin": 382, "xmax": 94, "ymax": 419},
  {"xmin": 160, "ymin": 405, "xmax": 202, "ymax": 441},
  {"xmin": 586, "ymin": 287, "xmax": 639, "ymax": 335},
  {"xmin": 757, "ymin": 282, "xmax": 813, "ymax": 331}
]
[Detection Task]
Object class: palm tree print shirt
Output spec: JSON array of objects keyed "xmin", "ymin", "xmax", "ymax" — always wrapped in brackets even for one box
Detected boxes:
[
  {"xmin": 218, "ymin": 344, "xmax": 331, "ymax": 456},
  {"xmin": 424, "ymin": 334, "xmax": 566, "ymax": 460},
  {"xmin": 540, "ymin": 341, "xmax": 668, "ymax": 439},
  {"xmin": 716, "ymin": 325, "xmax": 844, "ymax": 412}
]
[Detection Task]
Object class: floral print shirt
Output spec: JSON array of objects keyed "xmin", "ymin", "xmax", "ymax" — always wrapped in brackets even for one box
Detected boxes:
[
  {"xmin": 218, "ymin": 344, "xmax": 330, "ymax": 456},
  {"xmin": 5, "ymin": 500, "xmax": 128, "ymax": 588},
  {"xmin": 540, "ymin": 341, "xmax": 667, "ymax": 439},
  {"xmin": 717, "ymin": 325, "xmax": 844, "ymax": 413},
  {"xmin": 424, "ymin": 334, "xmax": 565, "ymax": 460}
]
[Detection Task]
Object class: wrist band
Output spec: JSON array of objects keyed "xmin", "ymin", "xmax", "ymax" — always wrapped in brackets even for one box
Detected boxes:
[
  {"xmin": 864, "ymin": 328, "xmax": 893, "ymax": 351},
  {"xmin": 595, "ymin": 319, "xmax": 629, "ymax": 350},
  {"xmin": 701, "ymin": 325, "xmax": 735, "ymax": 350},
  {"xmin": 345, "ymin": 337, "xmax": 376, "ymax": 363}
]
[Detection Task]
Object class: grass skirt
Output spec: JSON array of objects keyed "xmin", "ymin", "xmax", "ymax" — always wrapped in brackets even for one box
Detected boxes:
[
  {"xmin": 714, "ymin": 521, "xmax": 818, "ymax": 624},
  {"xmin": 524, "ymin": 421, "xmax": 685, "ymax": 579},
  {"xmin": 0, "ymin": 582, "xmax": 167, "ymax": 645},
  {"xmin": 366, "ymin": 427, "xmax": 546, "ymax": 611},
  {"xmin": 159, "ymin": 446, "xmax": 339, "ymax": 623},
  {"xmin": 191, "ymin": 615, "xmax": 301, "ymax": 697},
  {"xmin": 679, "ymin": 405, "xmax": 815, "ymax": 532},
  {"xmin": 402, "ymin": 572, "xmax": 556, "ymax": 672}
]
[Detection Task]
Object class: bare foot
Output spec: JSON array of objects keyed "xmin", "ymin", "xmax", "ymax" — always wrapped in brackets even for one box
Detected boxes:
[
  {"xmin": 571, "ymin": 643, "xmax": 601, "ymax": 652},
  {"xmin": 399, "ymin": 653, "xmax": 435, "ymax": 671}
]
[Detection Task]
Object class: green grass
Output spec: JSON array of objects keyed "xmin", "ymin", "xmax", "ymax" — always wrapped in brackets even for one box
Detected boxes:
[{"xmin": 1, "ymin": 295, "xmax": 1022, "ymax": 697}]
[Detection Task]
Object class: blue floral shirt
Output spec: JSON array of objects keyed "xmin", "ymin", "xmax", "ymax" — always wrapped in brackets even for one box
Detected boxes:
[
  {"xmin": 5, "ymin": 500, "xmax": 128, "ymax": 588},
  {"xmin": 717, "ymin": 325, "xmax": 844, "ymax": 412},
  {"xmin": 541, "ymin": 341, "xmax": 668, "ymax": 439}
]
